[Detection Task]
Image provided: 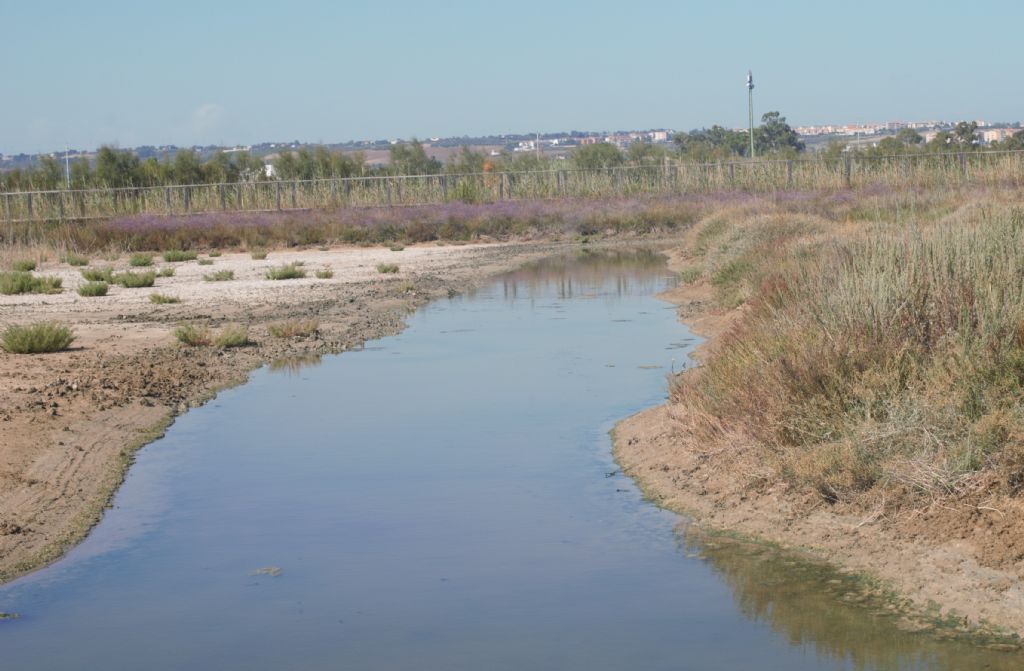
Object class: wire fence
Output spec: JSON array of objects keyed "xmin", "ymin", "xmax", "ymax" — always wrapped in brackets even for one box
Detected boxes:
[{"xmin": 2, "ymin": 150, "xmax": 1023, "ymax": 224}]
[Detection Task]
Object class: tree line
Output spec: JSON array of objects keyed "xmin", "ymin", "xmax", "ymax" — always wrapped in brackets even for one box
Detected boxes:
[{"xmin": 3, "ymin": 112, "xmax": 1022, "ymax": 192}]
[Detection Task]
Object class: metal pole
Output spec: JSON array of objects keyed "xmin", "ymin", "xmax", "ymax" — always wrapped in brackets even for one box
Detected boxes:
[{"xmin": 747, "ymin": 70, "xmax": 755, "ymax": 159}]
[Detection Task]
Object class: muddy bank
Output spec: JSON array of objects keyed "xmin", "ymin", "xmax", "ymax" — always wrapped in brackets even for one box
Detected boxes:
[
  {"xmin": 613, "ymin": 248, "xmax": 1024, "ymax": 640},
  {"xmin": 0, "ymin": 239, "xmax": 607, "ymax": 584}
]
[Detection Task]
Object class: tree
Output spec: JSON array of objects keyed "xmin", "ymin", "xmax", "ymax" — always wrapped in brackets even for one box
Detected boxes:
[
  {"xmin": 896, "ymin": 128, "xmax": 924, "ymax": 145},
  {"xmin": 754, "ymin": 111, "xmax": 804, "ymax": 155},
  {"xmin": 951, "ymin": 121, "xmax": 980, "ymax": 148},
  {"xmin": 389, "ymin": 139, "xmax": 442, "ymax": 175},
  {"xmin": 573, "ymin": 142, "xmax": 624, "ymax": 170},
  {"xmin": 674, "ymin": 125, "xmax": 748, "ymax": 159},
  {"xmin": 627, "ymin": 141, "xmax": 668, "ymax": 165},
  {"xmin": 95, "ymin": 146, "xmax": 141, "ymax": 187},
  {"xmin": 446, "ymin": 146, "xmax": 486, "ymax": 174},
  {"xmin": 998, "ymin": 130, "xmax": 1024, "ymax": 151}
]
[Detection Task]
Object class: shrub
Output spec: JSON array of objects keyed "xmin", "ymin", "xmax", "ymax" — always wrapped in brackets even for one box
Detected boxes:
[
  {"xmin": 174, "ymin": 323, "xmax": 211, "ymax": 346},
  {"xmin": 150, "ymin": 293, "xmax": 181, "ymax": 304},
  {"xmin": 315, "ymin": 269, "xmax": 334, "ymax": 279},
  {"xmin": 376, "ymin": 263, "xmax": 399, "ymax": 274},
  {"xmin": 251, "ymin": 249, "xmax": 268, "ymax": 260},
  {"xmin": 129, "ymin": 253, "xmax": 154, "ymax": 267},
  {"xmin": 0, "ymin": 272, "xmax": 62, "ymax": 295},
  {"xmin": 77, "ymin": 281, "xmax": 109, "ymax": 297},
  {"xmin": 267, "ymin": 318, "xmax": 319, "ymax": 338},
  {"xmin": 265, "ymin": 263, "xmax": 306, "ymax": 280},
  {"xmin": 81, "ymin": 267, "xmax": 114, "ymax": 282},
  {"xmin": 203, "ymin": 270, "xmax": 234, "ymax": 282},
  {"xmin": 113, "ymin": 271, "xmax": 156, "ymax": 288},
  {"xmin": 197, "ymin": 259, "xmax": 214, "ymax": 266},
  {"xmin": 1, "ymin": 322, "xmax": 75, "ymax": 354},
  {"xmin": 208, "ymin": 251, "xmax": 222, "ymax": 258},
  {"xmin": 389, "ymin": 244, "xmax": 405, "ymax": 252},
  {"xmin": 214, "ymin": 324, "xmax": 250, "ymax": 348},
  {"xmin": 157, "ymin": 267, "xmax": 175, "ymax": 277},
  {"xmin": 63, "ymin": 252, "xmax": 89, "ymax": 266},
  {"xmin": 162, "ymin": 250, "xmax": 197, "ymax": 262},
  {"xmin": 10, "ymin": 259, "xmax": 36, "ymax": 272}
]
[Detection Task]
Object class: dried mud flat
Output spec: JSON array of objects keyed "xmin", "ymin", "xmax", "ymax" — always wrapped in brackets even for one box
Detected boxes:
[
  {"xmin": 0, "ymin": 240, "xmax": 575, "ymax": 583},
  {"xmin": 614, "ymin": 249, "xmax": 1024, "ymax": 641}
]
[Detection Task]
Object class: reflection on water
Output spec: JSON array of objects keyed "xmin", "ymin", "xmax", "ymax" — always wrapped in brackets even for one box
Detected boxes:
[
  {"xmin": 268, "ymin": 353, "xmax": 324, "ymax": 376},
  {"xmin": 679, "ymin": 524, "xmax": 1023, "ymax": 669},
  {"xmin": 501, "ymin": 248, "xmax": 675, "ymax": 300}
]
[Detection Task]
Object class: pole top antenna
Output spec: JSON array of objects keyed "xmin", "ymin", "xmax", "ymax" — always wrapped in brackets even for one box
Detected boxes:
[{"xmin": 746, "ymin": 71, "xmax": 754, "ymax": 91}]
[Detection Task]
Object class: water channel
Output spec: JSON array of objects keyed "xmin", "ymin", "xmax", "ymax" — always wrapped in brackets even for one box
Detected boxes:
[{"xmin": 1, "ymin": 249, "xmax": 1019, "ymax": 669}]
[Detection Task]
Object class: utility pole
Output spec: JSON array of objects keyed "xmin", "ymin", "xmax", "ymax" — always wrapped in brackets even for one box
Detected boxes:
[
  {"xmin": 65, "ymin": 144, "xmax": 71, "ymax": 189},
  {"xmin": 747, "ymin": 70, "xmax": 755, "ymax": 158}
]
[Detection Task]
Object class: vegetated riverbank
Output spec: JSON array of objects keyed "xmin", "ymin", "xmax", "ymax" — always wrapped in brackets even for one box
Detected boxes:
[
  {"xmin": 615, "ymin": 185, "xmax": 1024, "ymax": 641},
  {"xmin": 1, "ymin": 238, "xmax": 623, "ymax": 584}
]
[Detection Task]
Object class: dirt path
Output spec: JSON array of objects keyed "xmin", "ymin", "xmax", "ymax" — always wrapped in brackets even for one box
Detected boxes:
[
  {"xmin": 0, "ymin": 240, "xmax": 579, "ymax": 583},
  {"xmin": 613, "ymin": 248, "xmax": 1024, "ymax": 641}
]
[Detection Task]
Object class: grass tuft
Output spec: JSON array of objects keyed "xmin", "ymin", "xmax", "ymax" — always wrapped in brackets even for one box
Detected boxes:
[
  {"xmin": 265, "ymin": 263, "xmax": 306, "ymax": 280},
  {"xmin": 10, "ymin": 259, "xmax": 37, "ymax": 272},
  {"xmin": 214, "ymin": 324, "xmax": 250, "ymax": 348},
  {"xmin": 197, "ymin": 259, "xmax": 214, "ymax": 266},
  {"xmin": 112, "ymin": 270, "xmax": 156, "ymax": 288},
  {"xmin": 173, "ymin": 323, "xmax": 211, "ymax": 346},
  {"xmin": 203, "ymin": 270, "xmax": 234, "ymax": 282},
  {"xmin": 208, "ymin": 251, "xmax": 222, "ymax": 258},
  {"xmin": 0, "ymin": 272, "xmax": 62, "ymax": 295},
  {"xmin": 267, "ymin": 318, "xmax": 319, "ymax": 338},
  {"xmin": 129, "ymin": 253, "xmax": 154, "ymax": 267},
  {"xmin": 250, "ymin": 249, "xmax": 268, "ymax": 260},
  {"xmin": 162, "ymin": 250, "xmax": 197, "ymax": 262},
  {"xmin": 1, "ymin": 322, "xmax": 75, "ymax": 354},
  {"xmin": 81, "ymin": 267, "xmax": 114, "ymax": 282},
  {"xmin": 315, "ymin": 269, "xmax": 334, "ymax": 279},
  {"xmin": 157, "ymin": 267, "xmax": 175, "ymax": 277},
  {"xmin": 63, "ymin": 252, "xmax": 89, "ymax": 266},
  {"xmin": 376, "ymin": 263, "xmax": 399, "ymax": 274},
  {"xmin": 150, "ymin": 293, "xmax": 181, "ymax": 304},
  {"xmin": 77, "ymin": 281, "xmax": 109, "ymax": 297}
]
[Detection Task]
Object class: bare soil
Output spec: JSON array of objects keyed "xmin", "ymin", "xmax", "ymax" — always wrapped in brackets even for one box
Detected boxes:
[
  {"xmin": 614, "ymin": 248, "xmax": 1024, "ymax": 639},
  {"xmin": 0, "ymin": 240, "xmax": 571, "ymax": 583}
]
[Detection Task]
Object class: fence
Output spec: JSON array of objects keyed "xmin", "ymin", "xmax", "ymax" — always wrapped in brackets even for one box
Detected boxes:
[{"xmin": 2, "ymin": 150, "xmax": 1023, "ymax": 224}]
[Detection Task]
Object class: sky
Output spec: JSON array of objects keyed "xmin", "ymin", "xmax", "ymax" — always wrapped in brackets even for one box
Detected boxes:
[{"xmin": 2, "ymin": 0, "xmax": 1021, "ymax": 155}]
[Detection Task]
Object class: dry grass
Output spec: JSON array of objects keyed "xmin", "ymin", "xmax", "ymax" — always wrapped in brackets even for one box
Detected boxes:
[
  {"xmin": 267, "ymin": 318, "xmax": 319, "ymax": 338},
  {"xmin": 671, "ymin": 194, "xmax": 1024, "ymax": 506}
]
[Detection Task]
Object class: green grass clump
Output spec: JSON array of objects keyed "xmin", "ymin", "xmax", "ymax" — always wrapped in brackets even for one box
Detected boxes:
[
  {"xmin": 250, "ymin": 249, "xmax": 268, "ymax": 260},
  {"xmin": 203, "ymin": 270, "xmax": 234, "ymax": 282},
  {"xmin": 63, "ymin": 252, "xmax": 89, "ymax": 266},
  {"xmin": 214, "ymin": 324, "xmax": 250, "ymax": 348},
  {"xmin": 113, "ymin": 271, "xmax": 156, "ymax": 288},
  {"xmin": 129, "ymin": 253, "xmax": 154, "ymax": 267},
  {"xmin": 265, "ymin": 263, "xmax": 306, "ymax": 280},
  {"xmin": 267, "ymin": 318, "xmax": 319, "ymax": 338},
  {"xmin": 0, "ymin": 272, "xmax": 62, "ymax": 295},
  {"xmin": 157, "ymin": 267, "xmax": 175, "ymax": 277},
  {"xmin": 315, "ymin": 269, "xmax": 334, "ymax": 279},
  {"xmin": 10, "ymin": 259, "xmax": 37, "ymax": 272},
  {"xmin": 389, "ymin": 244, "xmax": 405, "ymax": 252},
  {"xmin": 376, "ymin": 263, "xmax": 399, "ymax": 274},
  {"xmin": 197, "ymin": 259, "xmax": 214, "ymax": 266},
  {"xmin": 1, "ymin": 322, "xmax": 75, "ymax": 354},
  {"xmin": 81, "ymin": 267, "xmax": 114, "ymax": 282},
  {"xmin": 173, "ymin": 323, "xmax": 211, "ymax": 347},
  {"xmin": 150, "ymin": 293, "xmax": 181, "ymax": 304},
  {"xmin": 208, "ymin": 251, "xmax": 222, "ymax": 258},
  {"xmin": 162, "ymin": 250, "xmax": 197, "ymax": 262},
  {"xmin": 77, "ymin": 281, "xmax": 109, "ymax": 297}
]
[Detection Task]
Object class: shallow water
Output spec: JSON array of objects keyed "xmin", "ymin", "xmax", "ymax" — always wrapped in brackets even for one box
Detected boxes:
[{"xmin": 1, "ymin": 249, "xmax": 1020, "ymax": 670}]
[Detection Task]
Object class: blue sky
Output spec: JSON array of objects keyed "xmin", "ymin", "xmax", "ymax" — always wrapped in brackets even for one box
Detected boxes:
[{"xmin": 2, "ymin": 0, "xmax": 1020, "ymax": 154}]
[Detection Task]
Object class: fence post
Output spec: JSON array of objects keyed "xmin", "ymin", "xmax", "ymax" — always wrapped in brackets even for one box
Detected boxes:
[
  {"xmin": 787, "ymin": 160, "xmax": 794, "ymax": 188},
  {"xmin": 184, "ymin": 187, "xmax": 192, "ymax": 213},
  {"xmin": 844, "ymin": 156, "xmax": 852, "ymax": 188},
  {"xmin": 385, "ymin": 179, "xmax": 392, "ymax": 206},
  {"xmin": 275, "ymin": 181, "xmax": 282, "ymax": 210},
  {"xmin": 959, "ymin": 152, "xmax": 967, "ymax": 178},
  {"xmin": 728, "ymin": 162, "xmax": 735, "ymax": 186},
  {"xmin": 164, "ymin": 187, "xmax": 171, "ymax": 213},
  {"xmin": 236, "ymin": 182, "xmax": 243, "ymax": 210},
  {"xmin": 345, "ymin": 179, "xmax": 352, "ymax": 202},
  {"xmin": 441, "ymin": 175, "xmax": 448, "ymax": 201},
  {"xmin": 58, "ymin": 192, "xmax": 65, "ymax": 220},
  {"xmin": 330, "ymin": 179, "xmax": 338, "ymax": 205},
  {"xmin": 396, "ymin": 178, "xmax": 403, "ymax": 204},
  {"xmin": 290, "ymin": 181, "xmax": 297, "ymax": 209},
  {"xmin": 3, "ymin": 193, "xmax": 9, "ymax": 222},
  {"xmin": 219, "ymin": 185, "xmax": 226, "ymax": 210},
  {"xmin": 27, "ymin": 193, "xmax": 33, "ymax": 220}
]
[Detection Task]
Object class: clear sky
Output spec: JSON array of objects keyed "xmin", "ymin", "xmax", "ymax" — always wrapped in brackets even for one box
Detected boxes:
[{"xmin": 2, "ymin": 0, "xmax": 1021, "ymax": 154}]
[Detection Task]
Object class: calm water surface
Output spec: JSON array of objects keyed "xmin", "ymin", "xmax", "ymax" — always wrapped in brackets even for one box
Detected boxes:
[{"xmin": 1, "ymin": 250, "xmax": 1019, "ymax": 670}]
